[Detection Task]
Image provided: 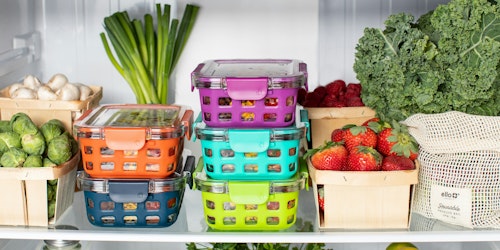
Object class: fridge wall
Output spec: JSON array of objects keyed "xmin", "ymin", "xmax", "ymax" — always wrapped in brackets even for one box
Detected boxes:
[{"xmin": 1, "ymin": 0, "xmax": 450, "ymax": 106}]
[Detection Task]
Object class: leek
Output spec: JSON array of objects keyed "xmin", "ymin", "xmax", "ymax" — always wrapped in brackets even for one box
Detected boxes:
[{"xmin": 100, "ymin": 4, "xmax": 199, "ymax": 104}]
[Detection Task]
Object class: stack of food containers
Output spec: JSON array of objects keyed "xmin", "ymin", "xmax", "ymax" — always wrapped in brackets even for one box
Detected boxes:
[
  {"xmin": 74, "ymin": 104, "xmax": 195, "ymax": 228},
  {"xmin": 191, "ymin": 59, "xmax": 310, "ymax": 231}
]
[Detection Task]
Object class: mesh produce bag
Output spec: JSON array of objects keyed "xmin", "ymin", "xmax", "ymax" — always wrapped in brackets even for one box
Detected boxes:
[{"xmin": 401, "ymin": 111, "xmax": 500, "ymax": 229}]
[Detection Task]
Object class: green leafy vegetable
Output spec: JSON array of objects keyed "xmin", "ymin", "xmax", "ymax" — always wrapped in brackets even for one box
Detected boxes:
[
  {"xmin": 0, "ymin": 121, "xmax": 11, "ymax": 133},
  {"xmin": 354, "ymin": 0, "xmax": 500, "ymax": 122},
  {"xmin": 40, "ymin": 119, "xmax": 65, "ymax": 143},
  {"xmin": 10, "ymin": 113, "xmax": 38, "ymax": 136},
  {"xmin": 0, "ymin": 147, "xmax": 28, "ymax": 167},
  {"xmin": 47, "ymin": 132, "xmax": 73, "ymax": 165},
  {"xmin": 101, "ymin": 4, "xmax": 199, "ymax": 104},
  {"xmin": 24, "ymin": 155, "xmax": 43, "ymax": 167},
  {"xmin": 21, "ymin": 131, "xmax": 46, "ymax": 155},
  {"xmin": 0, "ymin": 131, "xmax": 22, "ymax": 151}
]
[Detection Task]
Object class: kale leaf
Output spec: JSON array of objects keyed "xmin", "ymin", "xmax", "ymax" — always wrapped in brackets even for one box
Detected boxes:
[{"xmin": 354, "ymin": 0, "xmax": 500, "ymax": 122}]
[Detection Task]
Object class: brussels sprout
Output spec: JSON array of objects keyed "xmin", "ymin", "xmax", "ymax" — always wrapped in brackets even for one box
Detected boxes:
[
  {"xmin": 0, "ymin": 131, "xmax": 22, "ymax": 152},
  {"xmin": 40, "ymin": 119, "xmax": 65, "ymax": 143},
  {"xmin": 47, "ymin": 133, "xmax": 72, "ymax": 164},
  {"xmin": 23, "ymin": 155, "xmax": 43, "ymax": 167},
  {"xmin": 47, "ymin": 182, "xmax": 57, "ymax": 201},
  {"xmin": 70, "ymin": 135, "xmax": 79, "ymax": 156},
  {"xmin": 21, "ymin": 131, "xmax": 46, "ymax": 155},
  {"xmin": 0, "ymin": 120, "xmax": 11, "ymax": 133},
  {"xmin": 10, "ymin": 112, "xmax": 38, "ymax": 136},
  {"xmin": 48, "ymin": 199, "xmax": 56, "ymax": 218},
  {"xmin": 48, "ymin": 179, "xmax": 58, "ymax": 186},
  {"xmin": 0, "ymin": 147, "xmax": 27, "ymax": 167},
  {"xmin": 43, "ymin": 158, "xmax": 57, "ymax": 168}
]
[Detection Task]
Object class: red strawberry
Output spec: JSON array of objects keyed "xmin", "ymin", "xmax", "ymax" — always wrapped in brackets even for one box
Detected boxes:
[
  {"xmin": 331, "ymin": 100, "xmax": 347, "ymax": 107},
  {"xmin": 346, "ymin": 83, "xmax": 362, "ymax": 94},
  {"xmin": 365, "ymin": 118, "xmax": 391, "ymax": 133},
  {"xmin": 343, "ymin": 125, "xmax": 378, "ymax": 152},
  {"xmin": 297, "ymin": 88, "xmax": 307, "ymax": 106},
  {"xmin": 330, "ymin": 128, "xmax": 345, "ymax": 143},
  {"xmin": 313, "ymin": 86, "xmax": 327, "ymax": 100},
  {"xmin": 346, "ymin": 146, "xmax": 382, "ymax": 171},
  {"xmin": 377, "ymin": 121, "xmax": 419, "ymax": 160},
  {"xmin": 325, "ymin": 80, "xmax": 346, "ymax": 96},
  {"xmin": 304, "ymin": 141, "xmax": 348, "ymax": 170},
  {"xmin": 318, "ymin": 186, "xmax": 325, "ymax": 211},
  {"xmin": 302, "ymin": 92, "xmax": 321, "ymax": 107},
  {"xmin": 361, "ymin": 117, "xmax": 379, "ymax": 127},
  {"xmin": 381, "ymin": 155, "xmax": 416, "ymax": 171},
  {"xmin": 321, "ymin": 94, "xmax": 337, "ymax": 107},
  {"xmin": 346, "ymin": 97, "xmax": 364, "ymax": 107}
]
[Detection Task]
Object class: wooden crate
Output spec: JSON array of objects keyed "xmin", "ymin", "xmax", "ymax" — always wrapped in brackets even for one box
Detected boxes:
[
  {"xmin": 0, "ymin": 154, "xmax": 80, "ymax": 226},
  {"xmin": 304, "ymin": 107, "xmax": 376, "ymax": 148},
  {"xmin": 0, "ymin": 85, "xmax": 102, "ymax": 134},
  {"xmin": 308, "ymin": 159, "xmax": 419, "ymax": 230}
]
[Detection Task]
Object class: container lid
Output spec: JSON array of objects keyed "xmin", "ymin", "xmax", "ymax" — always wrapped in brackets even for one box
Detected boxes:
[
  {"xmin": 193, "ymin": 111, "xmax": 308, "ymax": 143},
  {"xmin": 77, "ymin": 171, "xmax": 187, "ymax": 194},
  {"xmin": 191, "ymin": 59, "xmax": 308, "ymax": 90},
  {"xmin": 74, "ymin": 104, "xmax": 193, "ymax": 141},
  {"xmin": 193, "ymin": 158, "xmax": 308, "ymax": 195},
  {"xmin": 76, "ymin": 156, "xmax": 195, "ymax": 198}
]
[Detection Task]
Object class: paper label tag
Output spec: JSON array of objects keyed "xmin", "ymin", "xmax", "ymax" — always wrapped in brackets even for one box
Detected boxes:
[{"xmin": 430, "ymin": 184, "xmax": 473, "ymax": 228}]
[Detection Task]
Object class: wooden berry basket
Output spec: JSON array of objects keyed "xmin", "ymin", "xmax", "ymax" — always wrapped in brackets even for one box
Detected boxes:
[
  {"xmin": 0, "ymin": 85, "xmax": 103, "ymax": 134},
  {"xmin": 0, "ymin": 154, "xmax": 80, "ymax": 226},
  {"xmin": 304, "ymin": 107, "xmax": 375, "ymax": 148},
  {"xmin": 307, "ymin": 158, "xmax": 419, "ymax": 230}
]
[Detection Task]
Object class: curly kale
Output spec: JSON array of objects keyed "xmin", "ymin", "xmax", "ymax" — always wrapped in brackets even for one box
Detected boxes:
[{"xmin": 354, "ymin": 0, "xmax": 500, "ymax": 122}]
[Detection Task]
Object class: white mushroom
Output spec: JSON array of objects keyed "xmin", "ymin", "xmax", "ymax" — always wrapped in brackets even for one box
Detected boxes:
[
  {"xmin": 72, "ymin": 83, "xmax": 93, "ymax": 100},
  {"xmin": 47, "ymin": 73, "xmax": 69, "ymax": 91},
  {"xmin": 23, "ymin": 75, "xmax": 42, "ymax": 90},
  {"xmin": 8, "ymin": 83, "xmax": 24, "ymax": 97},
  {"xmin": 11, "ymin": 87, "xmax": 37, "ymax": 99},
  {"xmin": 56, "ymin": 83, "xmax": 80, "ymax": 101},
  {"xmin": 37, "ymin": 85, "xmax": 58, "ymax": 100}
]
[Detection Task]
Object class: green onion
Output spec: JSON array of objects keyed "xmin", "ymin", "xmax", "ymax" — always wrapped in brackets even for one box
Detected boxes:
[{"xmin": 100, "ymin": 4, "xmax": 199, "ymax": 104}]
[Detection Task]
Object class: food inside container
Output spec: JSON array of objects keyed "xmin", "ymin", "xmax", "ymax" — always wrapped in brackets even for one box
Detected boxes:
[
  {"xmin": 194, "ymin": 158, "xmax": 308, "ymax": 231},
  {"xmin": 191, "ymin": 59, "xmax": 308, "ymax": 128},
  {"xmin": 77, "ymin": 156, "xmax": 195, "ymax": 228},
  {"xmin": 74, "ymin": 104, "xmax": 193, "ymax": 179}
]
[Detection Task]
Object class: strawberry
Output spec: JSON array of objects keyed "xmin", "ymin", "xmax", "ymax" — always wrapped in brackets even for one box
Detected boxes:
[
  {"xmin": 325, "ymin": 79, "xmax": 346, "ymax": 96},
  {"xmin": 297, "ymin": 88, "xmax": 307, "ymax": 106},
  {"xmin": 346, "ymin": 82, "xmax": 362, "ymax": 94},
  {"xmin": 330, "ymin": 128, "xmax": 345, "ymax": 143},
  {"xmin": 381, "ymin": 155, "xmax": 416, "ymax": 171},
  {"xmin": 345, "ymin": 146, "xmax": 382, "ymax": 171},
  {"xmin": 343, "ymin": 125, "xmax": 378, "ymax": 152},
  {"xmin": 321, "ymin": 94, "xmax": 337, "ymax": 107},
  {"xmin": 313, "ymin": 86, "xmax": 327, "ymax": 100},
  {"xmin": 304, "ymin": 141, "xmax": 348, "ymax": 170},
  {"xmin": 346, "ymin": 97, "xmax": 364, "ymax": 107},
  {"xmin": 302, "ymin": 92, "xmax": 321, "ymax": 107},
  {"xmin": 377, "ymin": 121, "xmax": 419, "ymax": 160},
  {"xmin": 318, "ymin": 186, "xmax": 325, "ymax": 211},
  {"xmin": 366, "ymin": 118, "xmax": 391, "ymax": 134}
]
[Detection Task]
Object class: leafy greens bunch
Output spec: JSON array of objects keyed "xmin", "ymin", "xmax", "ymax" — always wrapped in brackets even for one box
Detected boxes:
[{"xmin": 353, "ymin": 0, "xmax": 500, "ymax": 122}]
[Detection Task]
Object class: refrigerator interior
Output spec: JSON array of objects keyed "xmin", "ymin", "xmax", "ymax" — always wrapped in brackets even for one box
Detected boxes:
[{"xmin": 1, "ymin": 0, "xmax": 500, "ymax": 249}]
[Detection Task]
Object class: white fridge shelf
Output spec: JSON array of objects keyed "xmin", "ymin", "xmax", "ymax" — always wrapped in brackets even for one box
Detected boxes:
[{"xmin": 0, "ymin": 189, "xmax": 500, "ymax": 245}]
